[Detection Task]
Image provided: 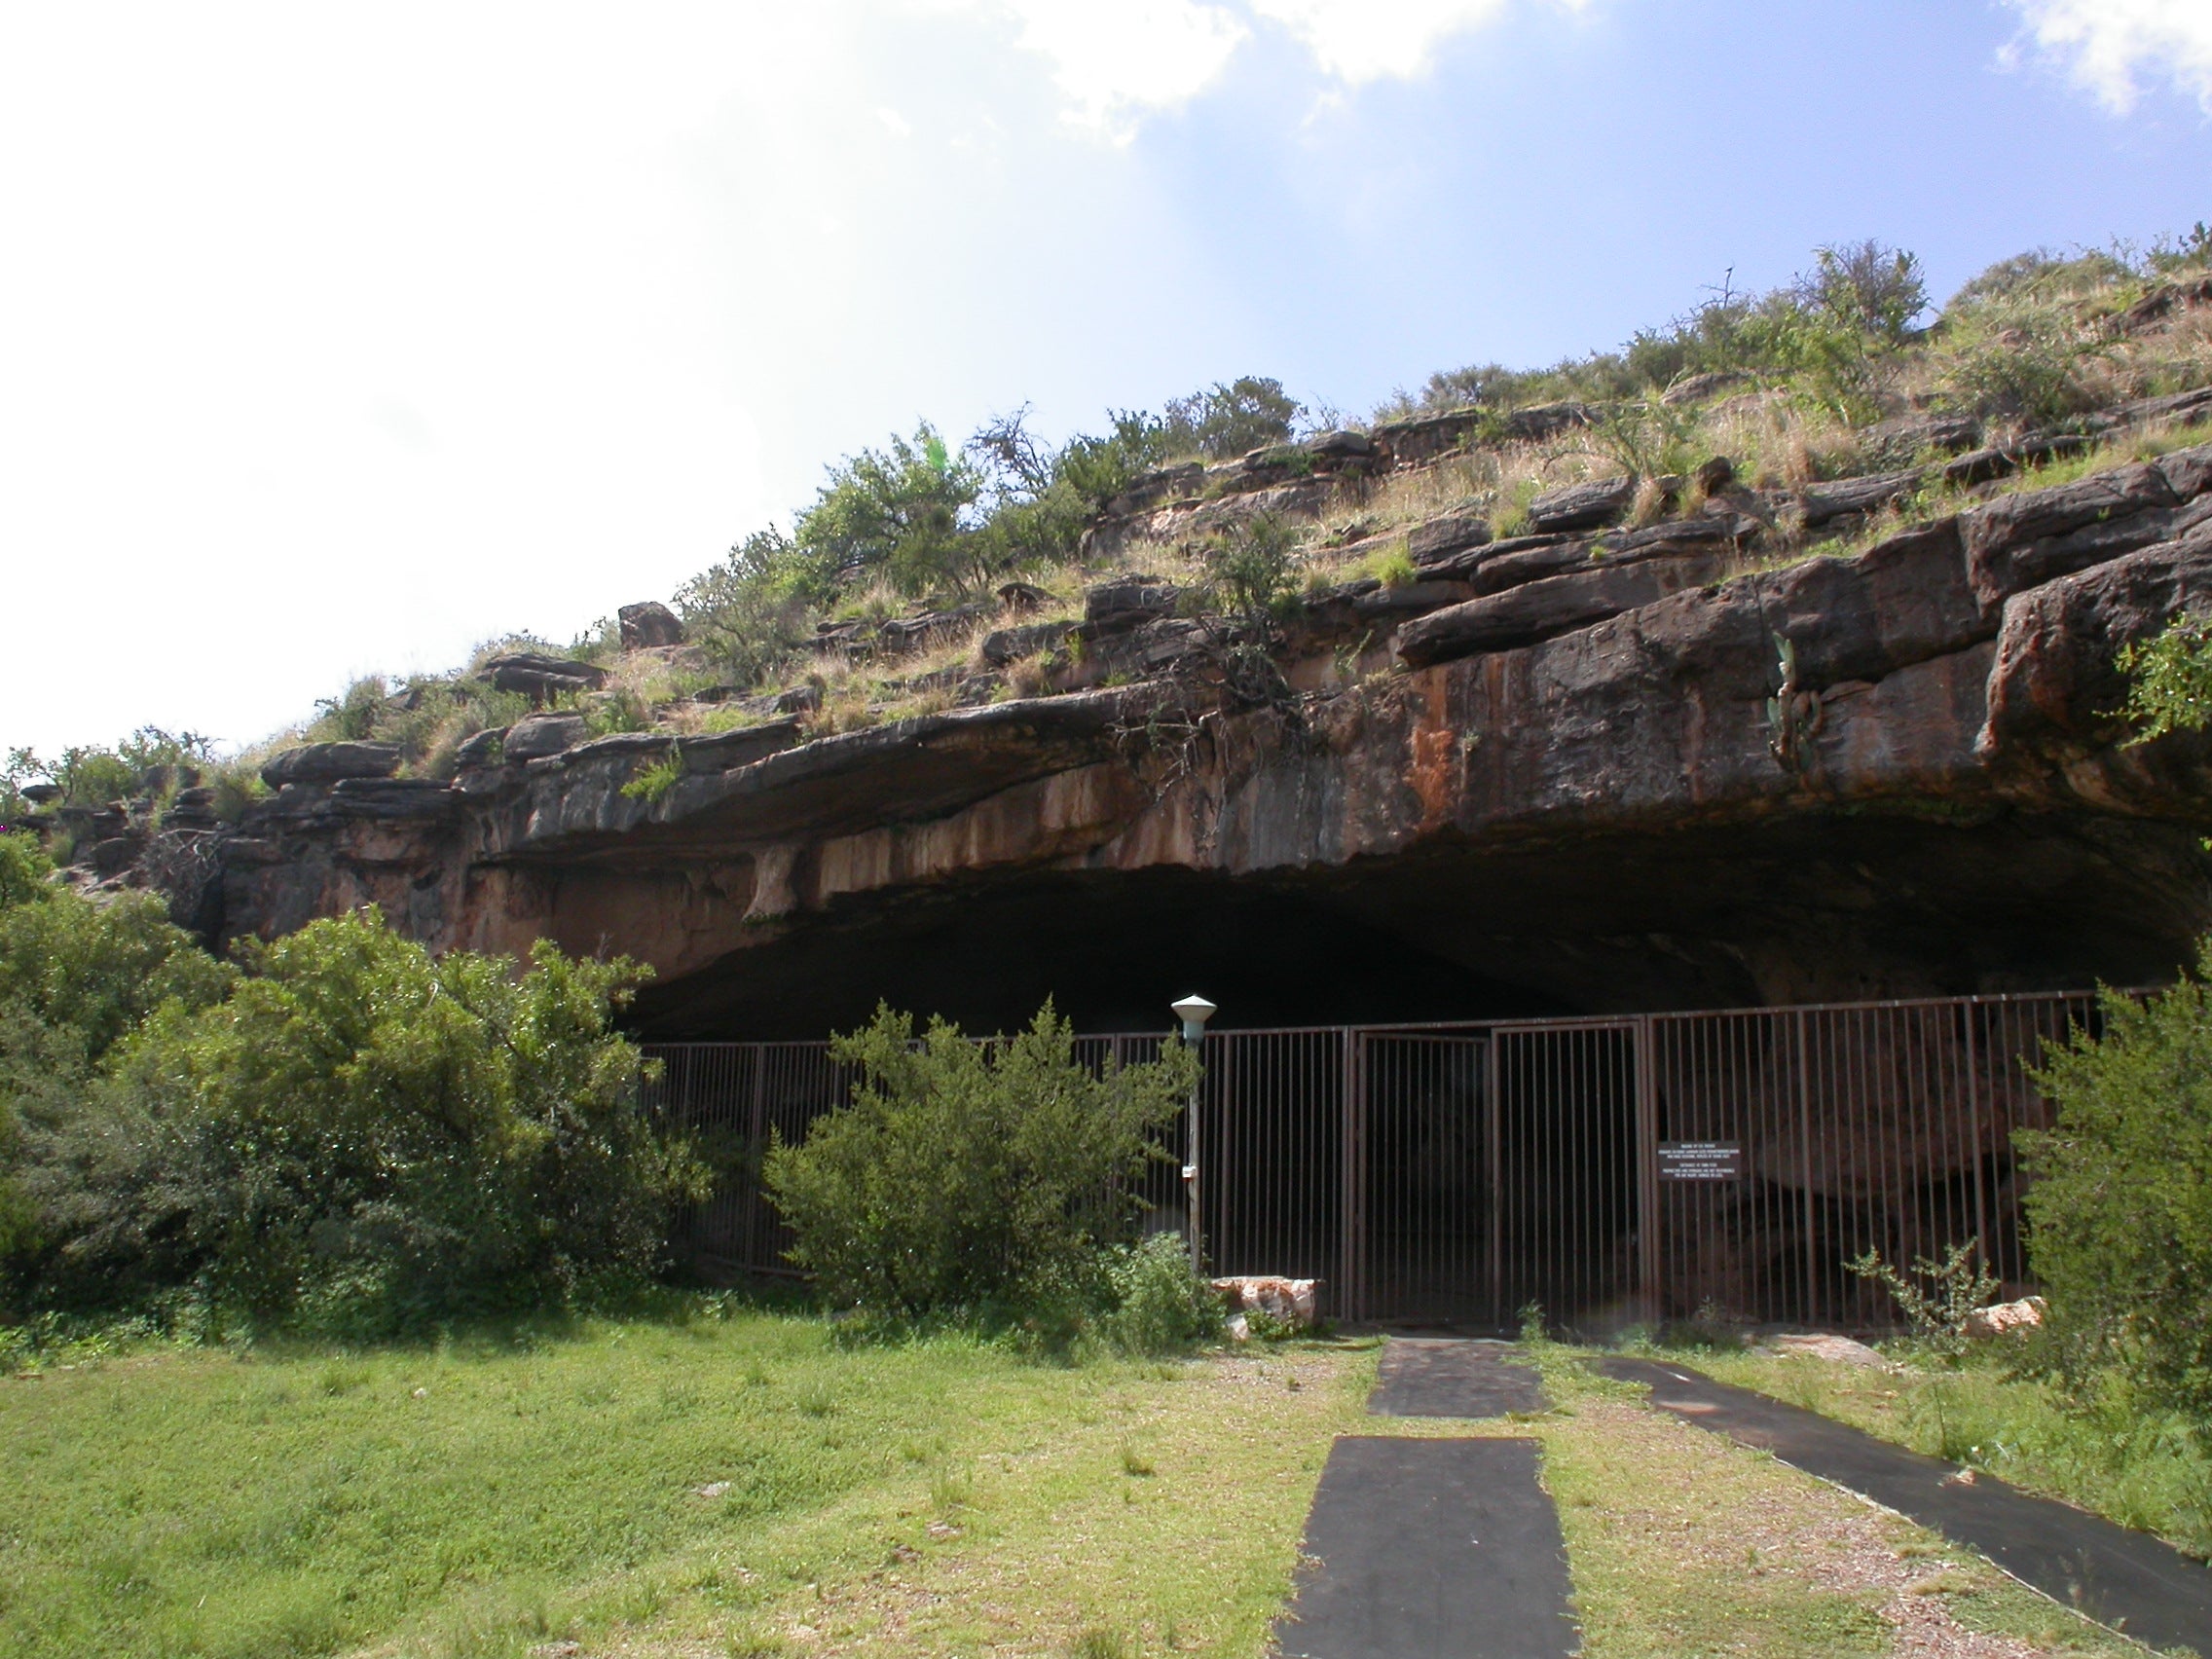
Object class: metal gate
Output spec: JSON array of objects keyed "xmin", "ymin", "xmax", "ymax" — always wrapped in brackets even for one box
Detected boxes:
[{"xmin": 643, "ymin": 988, "xmax": 2110, "ymax": 1331}]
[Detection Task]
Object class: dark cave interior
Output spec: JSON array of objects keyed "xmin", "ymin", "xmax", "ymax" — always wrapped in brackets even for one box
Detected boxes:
[{"xmin": 626, "ymin": 809, "xmax": 2212, "ymax": 1040}]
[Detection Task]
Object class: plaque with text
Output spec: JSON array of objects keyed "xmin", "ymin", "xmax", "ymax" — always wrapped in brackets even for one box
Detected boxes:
[{"xmin": 1658, "ymin": 1141, "xmax": 1743, "ymax": 1181}]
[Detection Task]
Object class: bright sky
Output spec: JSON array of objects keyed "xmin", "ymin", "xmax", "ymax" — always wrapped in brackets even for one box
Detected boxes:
[{"xmin": 5, "ymin": 0, "xmax": 2211, "ymax": 758}]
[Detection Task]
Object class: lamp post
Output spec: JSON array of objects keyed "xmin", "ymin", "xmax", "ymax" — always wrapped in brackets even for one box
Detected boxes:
[{"xmin": 1170, "ymin": 994, "xmax": 1216, "ymax": 1270}]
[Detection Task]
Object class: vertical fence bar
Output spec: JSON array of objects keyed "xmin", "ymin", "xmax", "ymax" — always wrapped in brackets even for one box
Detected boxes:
[
  {"xmin": 1341, "ymin": 1029, "xmax": 1361, "ymax": 1321},
  {"xmin": 1635, "ymin": 1015, "xmax": 1658, "ymax": 1321},
  {"xmin": 1795, "ymin": 1009, "xmax": 1817, "ymax": 1326}
]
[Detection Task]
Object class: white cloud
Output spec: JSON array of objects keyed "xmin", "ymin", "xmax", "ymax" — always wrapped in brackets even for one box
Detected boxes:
[
  {"xmin": 915, "ymin": 0, "xmax": 1593, "ymax": 138},
  {"xmin": 988, "ymin": 0, "xmax": 1249, "ymax": 137},
  {"xmin": 1250, "ymin": 0, "xmax": 1590, "ymax": 85},
  {"xmin": 2005, "ymin": 0, "xmax": 2212, "ymax": 115}
]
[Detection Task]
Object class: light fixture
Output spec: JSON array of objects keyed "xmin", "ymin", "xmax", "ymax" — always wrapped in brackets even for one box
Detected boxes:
[{"xmin": 1169, "ymin": 994, "xmax": 1216, "ymax": 1271}]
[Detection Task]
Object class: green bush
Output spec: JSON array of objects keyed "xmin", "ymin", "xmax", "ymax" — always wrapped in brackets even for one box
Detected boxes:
[
  {"xmin": 762, "ymin": 1001, "xmax": 1197, "ymax": 1324},
  {"xmin": 1162, "ymin": 376, "xmax": 1303, "ymax": 460},
  {"xmin": 0, "ymin": 848, "xmax": 236, "ymax": 1304},
  {"xmin": 1103, "ymin": 1232, "xmax": 1223, "ymax": 1354},
  {"xmin": 4, "ymin": 902, "xmax": 702, "ymax": 1334},
  {"xmin": 2020, "ymin": 956, "xmax": 2212, "ymax": 1434},
  {"xmin": 794, "ymin": 423, "xmax": 991, "ymax": 596}
]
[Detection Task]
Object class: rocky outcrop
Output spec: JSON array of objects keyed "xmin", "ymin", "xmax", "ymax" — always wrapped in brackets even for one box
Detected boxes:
[
  {"xmin": 481, "ymin": 652, "xmax": 606, "ymax": 700},
  {"xmin": 260, "ymin": 741, "xmax": 402, "ymax": 787},
  {"xmin": 82, "ymin": 414, "xmax": 2212, "ymax": 1039},
  {"xmin": 618, "ymin": 602, "xmax": 685, "ymax": 648}
]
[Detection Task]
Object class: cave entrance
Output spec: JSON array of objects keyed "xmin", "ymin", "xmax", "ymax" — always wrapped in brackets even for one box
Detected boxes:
[
  {"xmin": 645, "ymin": 989, "xmax": 2101, "ymax": 1331},
  {"xmin": 1342, "ymin": 1024, "xmax": 1640, "ymax": 1330}
]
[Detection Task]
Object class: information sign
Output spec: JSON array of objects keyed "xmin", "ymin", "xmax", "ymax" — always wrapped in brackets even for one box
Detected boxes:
[{"xmin": 1658, "ymin": 1141, "xmax": 1743, "ymax": 1181}]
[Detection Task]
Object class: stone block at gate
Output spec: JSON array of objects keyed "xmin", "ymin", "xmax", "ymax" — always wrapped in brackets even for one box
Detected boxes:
[{"xmin": 1215, "ymin": 1274, "xmax": 1321, "ymax": 1329}]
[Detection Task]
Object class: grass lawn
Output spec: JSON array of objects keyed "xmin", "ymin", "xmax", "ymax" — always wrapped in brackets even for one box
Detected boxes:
[
  {"xmin": 0, "ymin": 1309, "xmax": 2154, "ymax": 1657},
  {"xmin": 1683, "ymin": 1344, "xmax": 2212, "ymax": 1563}
]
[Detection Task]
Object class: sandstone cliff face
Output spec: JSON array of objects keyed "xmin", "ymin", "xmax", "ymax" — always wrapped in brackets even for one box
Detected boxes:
[{"xmin": 130, "ymin": 433, "xmax": 2212, "ymax": 1036}]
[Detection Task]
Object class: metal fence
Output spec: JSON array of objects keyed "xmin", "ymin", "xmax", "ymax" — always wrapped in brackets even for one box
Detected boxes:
[{"xmin": 641, "ymin": 988, "xmax": 2108, "ymax": 1331}]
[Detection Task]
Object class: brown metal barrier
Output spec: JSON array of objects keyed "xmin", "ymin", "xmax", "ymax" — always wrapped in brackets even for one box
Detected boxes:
[{"xmin": 642, "ymin": 989, "xmax": 2109, "ymax": 1330}]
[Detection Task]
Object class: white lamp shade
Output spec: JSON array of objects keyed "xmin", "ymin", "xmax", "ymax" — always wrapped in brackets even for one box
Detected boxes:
[{"xmin": 1171, "ymin": 994, "xmax": 1217, "ymax": 1031}]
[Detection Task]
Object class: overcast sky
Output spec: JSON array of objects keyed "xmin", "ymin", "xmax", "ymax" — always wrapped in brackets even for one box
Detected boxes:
[{"xmin": 5, "ymin": 0, "xmax": 2211, "ymax": 759}]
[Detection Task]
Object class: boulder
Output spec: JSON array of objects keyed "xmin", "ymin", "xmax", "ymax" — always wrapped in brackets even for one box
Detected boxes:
[
  {"xmin": 1663, "ymin": 372, "xmax": 1750, "ymax": 407},
  {"xmin": 1103, "ymin": 461, "xmax": 1205, "ymax": 518},
  {"xmin": 2157, "ymin": 440, "xmax": 2212, "ymax": 502},
  {"xmin": 617, "ymin": 602, "xmax": 685, "ymax": 649},
  {"xmin": 18, "ymin": 782, "xmax": 59, "ymax": 805},
  {"xmin": 260, "ymin": 742, "xmax": 402, "ymax": 788},
  {"xmin": 995, "ymin": 580, "xmax": 1055, "ymax": 613},
  {"xmin": 1799, "ymin": 468, "xmax": 1921, "ymax": 527},
  {"xmin": 980, "ymin": 621, "xmax": 1075, "ymax": 667},
  {"xmin": 1859, "ymin": 413, "xmax": 1979, "ymax": 469},
  {"xmin": 1467, "ymin": 537, "xmax": 1601, "ymax": 595},
  {"xmin": 1500, "ymin": 401, "xmax": 1591, "ymax": 442},
  {"xmin": 1961, "ymin": 461, "xmax": 2186, "ymax": 612},
  {"xmin": 1963, "ymin": 1297, "xmax": 2046, "ymax": 1340},
  {"xmin": 1308, "ymin": 428, "xmax": 1378, "ymax": 460},
  {"xmin": 481, "ymin": 652, "xmax": 607, "ymax": 700},
  {"xmin": 1371, "ymin": 409, "xmax": 1486, "ymax": 465},
  {"xmin": 1085, "ymin": 576, "xmax": 1179, "ymax": 631},
  {"xmin": 453, "ymin": 726, "xmax": 509, "ymax": 768},
  {"xmin": 1529, "ymin": 475, "xmax": 1635, "ymax": 533},
  {"xmin": 90, "ymin": 835, "xmax": 142, "ymax": 876},
  {"xmin": 1762, "ymin": 1333, "xmax": 1888, "ymax": 1366},
  {"xmin": 1213, "ymin": 1274, "xmax": 1320, "ymax": 1329},
  {"xmin": 502, "ymin": 713, "xmax": 589, "ymax": 761},
  {"xmin": 2116, "ymin": 384, "xmax": 2212, "ymax": 430},
  {"xmin": 1396, "ymin": 551, "xmax": 1730, "ymax": 666},
  {"xmin": 327, "ymin": 779, "xmax": 461, "ymax": 822},
  {"xmin": 1944, "ymin": 432, "xmax": 2094, "ymax": 489},
  {"xmin": 680, "ymin": 719, "xmax": 805, "ymax": 775},
  {"xmin": 1407, "ymin": 510, "xmax": 1493, "ymax": 566},
  {"xmin": 1979, "ymin": 519, "xmax": 2212, "ymax": 763},
  {"xmin": 1350, "ymin": 580, "xmax": 1477, "ymax": 620},
  {"xmin": 2120, "ymin": 275, "xmax": 2212, "ymax": 330},
  {"xmin": 878, "ymin": 605, "xmax": 988, "ymax": 655}
]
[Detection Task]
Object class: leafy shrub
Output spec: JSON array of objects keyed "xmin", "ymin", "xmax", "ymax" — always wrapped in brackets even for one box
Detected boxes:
[
  {"xmin": 620, "ymin": 750, "xmax": 683, "ymax": 803},
  {"xmin": 1102, "ymin": 1232, "xmax": 1222, "ymax": 1354},
  {"xmin": 1200, "ymin": 511, "xmax": 1302, "ymax": 625},
  {"xmin": 1942, "ymin": 311, "xmax": 2107, "ymax": 424},
  {"xmin": 1846, "ymin": 1239, "xmax": 1999, "ymax": 1359},
  {"xmin": 2120, "ymin": 610, "xmax": 2212, "ymax": 740},
  {"xmin": 675, "ymin": 528, "xmax": 825, "ymax": 689},
  {"xmin": 5, "ymin": 903, "xmax": 700, "ymax": 1333},
  {"xmin": 2020, "ymin": 959, "xmax": 2212, "ymax": 1433},
  {"xmin": 1363, "ymin": 541, "xmax": 1418, "ymax": 591},
  {"xmin": 794, "ymin": 423, "xmax": 990, "ymax": 595},
  {"xmin": 1161, "ymin": 376, "xmax": 1303, "ymax": 460},
  {"xmin": 762, "ymin": 1001, "xmax": 1197, "ymax": 1322}
]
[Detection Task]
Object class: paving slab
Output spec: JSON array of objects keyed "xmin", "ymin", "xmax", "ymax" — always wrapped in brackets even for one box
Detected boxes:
[
  {"xmin": 1368, "ymin": 1338, "xmax": 1548, "ymax": 1418},
  {"xmin": 1273, "ymin": 1436, "xmax": 1577, "ymax": 1659},
  {"xmin": 1597, "ymin": 1355, "xmax": 2212, "ymax": 1656}
]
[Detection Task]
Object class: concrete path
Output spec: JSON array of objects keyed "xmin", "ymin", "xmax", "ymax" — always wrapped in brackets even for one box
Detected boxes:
[
  {"xmin": 1598, "ymin": 1356, "xmax": 2212, "ymax": 1656},
  {"xmin": 1272, "ymin": 1436, "xmax": 1579, "ymax": 1659},
  {"xmin": 1368, "ymin": 1337, "xmax": 1548, "ymax": 1419}
]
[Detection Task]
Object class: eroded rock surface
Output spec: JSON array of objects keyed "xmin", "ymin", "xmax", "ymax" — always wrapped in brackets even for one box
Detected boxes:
[{"xmin": 101, "ymin": 430, "xmax": 2212, "ymax": 1038}]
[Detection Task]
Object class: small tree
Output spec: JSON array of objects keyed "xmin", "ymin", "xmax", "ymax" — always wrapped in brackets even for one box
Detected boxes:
[
  {"xmin": 2020, "ymin": 958, "xmax": 2212, "ymax": 1425},
  {"xmin": 12, "ymin": 910, "xmax": 699, "ymax": 1330},
  {"xmin": 793, "ymin": 424, "xmax": 991, "ymax": 596},
  {"xmin": 1845, "ymin": 1240, "xmax": 1999, "ymax": 1360},
  {"xmin": 762, "ymin": 1002, "xmax": 1197, "ymax": 1319},
  {"xmin": 2120, "ymin": 611, "xmax": 2212, "ymax": 742},
  {"xmin": 1162, "ymin": 377, "xmax": 1303, "ymax": 460}
]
